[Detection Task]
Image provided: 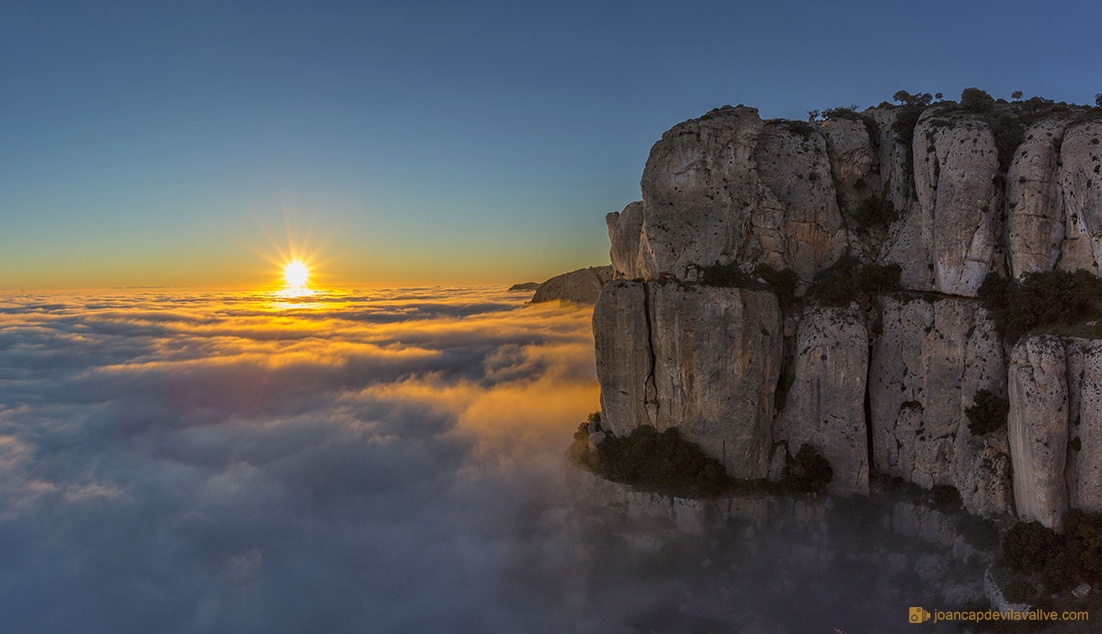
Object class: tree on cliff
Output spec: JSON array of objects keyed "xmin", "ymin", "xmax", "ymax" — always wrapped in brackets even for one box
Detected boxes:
[{"xmin": 892, "ymin": 90, "xmax": 932, "ymax": 106}]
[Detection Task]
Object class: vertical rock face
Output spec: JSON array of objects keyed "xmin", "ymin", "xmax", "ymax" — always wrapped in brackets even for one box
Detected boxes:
[
  {"xmin": 1006, "ymin": 120, "xmax": 1068, "ymax": 278},
  {"xmin": 623, "ymin": 107, "xmax": 847, "ymax": 282},
  {"xmin": 593, "ymin": 281, "xmax": 653, "ymax": 437},
  {"xmin": 751, "ymin": 122, "xmax": 848, "ymax": 281},
  {"xmin": 867, "ymin": 108, "xmax": 915, "ymax": 212},
  {"xmin": 592, "ymin": 101, "xmax": 1102, "ymax": 524},
  {"xmin": 776, "ymin": 306, "xmax": 869, "ymax": 497},
  {"xmin": 1058, "ymin": 121, "xmax": 1102, "ymax": 276},
  {"xmin": 637, "ymin": 107, "xmax": 766, "ymax": 280},
  {"xmin": 1066, "ymin": 339, "xmax": 1102, "ymax": 512},
  {"xmin": 820, "ymin": 118, "xmax": 877, "ymax": 223},
  {"xmin": 912, "ymin": 116, "xmax": 1001, "ymax": 297},
  {"xmin": 869, "ymin": 297, "xmax": 1009, "ymax": 516},
  {"xmin": 607, "ymin": 201, "xmax": 645, "ymax": 279},
  {"xmin": 647, "ymin": 284, "xmax": 783, "ymax": 479},
  {"xmin": 1008, "ymin": 336, "xmax": 1069, "ymax": 530}
]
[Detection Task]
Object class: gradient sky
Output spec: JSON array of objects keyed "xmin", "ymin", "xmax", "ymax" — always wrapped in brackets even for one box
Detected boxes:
[{"xmin": 4, "ymin": 0, "xmax": 1101, "ymax": 290}]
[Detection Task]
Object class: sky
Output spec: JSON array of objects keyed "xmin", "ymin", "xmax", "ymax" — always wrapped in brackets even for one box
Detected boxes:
[{"xmin": 3, "ymin": 0, "xmax": 1102, "ymax": 289}]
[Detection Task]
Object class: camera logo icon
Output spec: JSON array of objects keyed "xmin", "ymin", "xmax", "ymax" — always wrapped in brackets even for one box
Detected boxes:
[{"xmin": 909, "ymin": 607, "xmax": 931, "ymax": 623}]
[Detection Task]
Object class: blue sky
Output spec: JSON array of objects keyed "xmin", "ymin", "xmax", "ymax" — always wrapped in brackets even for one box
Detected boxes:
[{"xmin": 3, "ymin": 0, "xmax": 1100, "ymax": 289}]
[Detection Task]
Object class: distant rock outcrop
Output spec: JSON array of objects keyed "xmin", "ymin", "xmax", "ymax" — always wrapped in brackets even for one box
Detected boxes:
[
  {"xmin": 508, "ymin": 282, "xmax": 540, "ymax": 291},
  {"xmin": 531, "ymin": 266, "xmax": 612, "ymax": 304},
  {"xmin": 591, "ymin": 96, "xmax": 1102, "ymax": 522}
]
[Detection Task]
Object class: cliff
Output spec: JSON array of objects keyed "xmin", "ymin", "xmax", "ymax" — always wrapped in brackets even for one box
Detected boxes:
[
  {"xmin": 531, "ymin": 266, "xmax": 613, "ymax": 304},
  {"xmin": 593, "ymin": 96, "xmax": 1102, "ymax": 527}
]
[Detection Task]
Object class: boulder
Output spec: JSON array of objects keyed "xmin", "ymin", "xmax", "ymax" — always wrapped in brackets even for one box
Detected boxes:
[
  {"xmin": 776, "ymin": 306, "xmax": 869, "ymax": 497},
  {"xmin": 1007, "ymin": 335, "xmax": 1069, "ymax": 530},
  {"xmin": 531, "ymin": 266, "xmax": 613, "ymax": 304},
  {"xmin": 647, "ymin": 283, "xmax": 783, "ymax": 479},
  {"xmin": 1057, "ymin": 121, "xmax": 1102, "ymax": 275},
  {"xmin": 633, "ymin": 107, "xmax": 846, "ymax": 282},
  {"xmin": 1006, "ymin": 119, "xmax": 1068, "ymax": 278}
]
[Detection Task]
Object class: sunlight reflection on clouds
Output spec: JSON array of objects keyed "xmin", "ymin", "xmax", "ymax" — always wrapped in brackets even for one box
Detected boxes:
[{"xmin": 0, "ymin": 287, "xmax": 599, "ymax": 633}]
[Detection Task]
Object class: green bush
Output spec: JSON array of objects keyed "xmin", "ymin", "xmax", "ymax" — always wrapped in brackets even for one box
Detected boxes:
[
  {"xmin": 961, "ymin": 87, "xmax": 995, "ymax": 113},
  {"xmin": 979, "ymin": 270, "xmax": 1102, "ymax": 344},
  {"xmin": 1003, "ymin": 521, "xmax": 1059, "ymax": 571},
  {"xmin": 1003, "ymin": 578, "xmax": 1036, "ymax": 604},
  {"xmin": 696, "ymin": 261, "xmax": 752, "ymax": 288},
  {"xmin": 781, "ymin": 444, "xmax": 833, "ymax": 493},
  {"xmin": 695, "ymin": 262, "xmax": 798, "ymax": 309},
  {"xmin": 807, "ymin": 255, "xmax": 902, "ymax": 305},
  {"xmin": 1002, "ymin": 511, "xmax": 1102, "ymax": 593},
  {"xmin": 576, "ymin": 424, "xmax": 731, "ymax": 498},
  {"xmin": 966, "ymin": 389, "xmax": 1009, "ymax": 436}
]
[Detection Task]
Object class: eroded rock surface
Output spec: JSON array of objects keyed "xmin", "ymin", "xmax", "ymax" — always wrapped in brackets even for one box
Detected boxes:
[
  {"xmin": 1007, "ymin": 119, "xmax": 1068, "ymax": 278},
  {"xmin": 913, "ymin": 115, "xmax": 1001, "ymax": 297},
  {"xmin": 647, "ymin": 284, "xmax": 783, "ymax": 479},
  {"xmin": 1008, "ymin": 335, "xmax": 1069, "ymax": 530},
  {"xmin": 1066, "ymin": 338, "xmax": 1102, "ymax": 512},
  {"xmin": 1058, "ymin": 121, "xmax": 1102, "ymax": 275},
  {"xmin": 776, "ymin": 306, "xmax": 868, "ymax": 497},
  {"xmin": 593, "ymin": 281, "xmax": 654, "ymax": 436},
  {"xmin": 869, "ymin": 296, "xmax": 1009, "ymax": 516},
  {"xmin": 591, "ymin": 101, "xmax": 1102, "ymax": 527}
]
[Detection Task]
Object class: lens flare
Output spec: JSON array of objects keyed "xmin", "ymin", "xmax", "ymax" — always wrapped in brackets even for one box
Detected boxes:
[{"xmin": 284, "ymin": 261, "xmax": 309, "ymax": 287}]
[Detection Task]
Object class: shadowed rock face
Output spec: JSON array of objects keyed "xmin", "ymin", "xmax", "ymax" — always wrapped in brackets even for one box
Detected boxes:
[
  {"xmin": 775, "ymin": 306, "xmax": 869, "ymax": 497},
  {"xmin": 1059, "ymin": 121, "xmax": 1102, "ymax": 276},
  {"xmin": 592, "ymin": 280, "xmax": 783, "ymax": 479},
  {"xmin": 868, "ymin": 296, "xmax": 1009, "ymax": 516},
  {"xmin": 1007, "ymin": 120, "xmax": 1068, "ymax": 279},
  {"xmin": 1008, "ymin": 335, "xmax": 1069, "ymax": 530},
  {"xmin": 1065, "ymin": 339, "xmax": 1102, "ymax": 512},
  {"xmin": 646, "ymin": 284, "xmax": 782, "ymax": 479},
  {"xmin": 593, "ymin": 101, "xmax": 1102, "ymax": 522}
]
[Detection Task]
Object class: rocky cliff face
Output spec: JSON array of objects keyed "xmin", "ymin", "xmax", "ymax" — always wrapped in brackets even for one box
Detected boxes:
[
  {"xmin": 593, "ymin": 100, "xmax": 1102, "ymax": 525},
  {"xmin": 531, "ymin": 266, "xmax": 612, "ymax": 304}
]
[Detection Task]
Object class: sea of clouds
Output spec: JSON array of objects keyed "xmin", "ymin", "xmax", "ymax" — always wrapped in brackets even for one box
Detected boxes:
[
  {"xmin": 0, "ymin": 286, "xmax": 951, "ymax": 634},
  {"xmin": 0, "ymin": 287, "xmax": 612, "ymax": 633}
]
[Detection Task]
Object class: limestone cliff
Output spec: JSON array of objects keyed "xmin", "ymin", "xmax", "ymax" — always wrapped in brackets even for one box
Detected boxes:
[
  {"xmin": 592, "ymin": 96, "xmax": 1102, "ymax": 524},
  {"xmin": 531, "ymin": 266, "xmax": 612, "ymax": 304}
]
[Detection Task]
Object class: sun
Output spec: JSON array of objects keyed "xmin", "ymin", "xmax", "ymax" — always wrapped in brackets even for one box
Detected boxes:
[{"xmin": 284, "ymin": 261, "xmax": 309, "ymax": 288}]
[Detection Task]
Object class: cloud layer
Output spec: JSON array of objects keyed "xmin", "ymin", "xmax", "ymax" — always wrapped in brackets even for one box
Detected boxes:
[{"xmin": 0, "ymin": 287, "xmax": 603, "ymax": 633}]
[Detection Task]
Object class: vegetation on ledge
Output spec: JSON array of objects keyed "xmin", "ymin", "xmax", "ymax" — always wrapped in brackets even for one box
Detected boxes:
[
  {"xmin": 1003, "ymin": 510, "xmax": 1102, "ymax": 593},
  {"xmin": 978, "ymin": 270, "xmax": 1102, "ymax": 344},
  {"xmin": 567, "ymin": 412, "xmax": 833, "ymax": 498}
]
